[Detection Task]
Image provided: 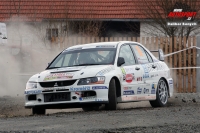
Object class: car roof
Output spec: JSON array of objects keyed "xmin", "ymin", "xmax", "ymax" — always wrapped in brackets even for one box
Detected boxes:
[{"xmin": 65, "ymin": 41, "xmax": 140, "ymax": 50}]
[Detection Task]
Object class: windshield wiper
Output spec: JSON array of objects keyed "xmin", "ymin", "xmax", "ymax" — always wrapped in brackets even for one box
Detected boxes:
[{"xmin": 69, "ymin": 64, "xmax": 102, "ymax": 66}]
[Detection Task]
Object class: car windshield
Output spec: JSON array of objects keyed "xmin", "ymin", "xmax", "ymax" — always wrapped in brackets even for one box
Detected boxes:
[{"xmin": 47, "ymin": 47, "xmax": 117, "ymax": 69}]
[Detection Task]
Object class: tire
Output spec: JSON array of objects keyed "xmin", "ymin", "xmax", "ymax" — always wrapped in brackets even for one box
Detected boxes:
[
  {"xmin": 32, "ymin": 107, "xmax": 46, "ymax": 115},
  {"xmin": 150, "ymin": 79, "xmax": 168, "ymax": 107},
  {"xmin": 105, "ymin": 78, "xmax": 117, "ymax": 110}
]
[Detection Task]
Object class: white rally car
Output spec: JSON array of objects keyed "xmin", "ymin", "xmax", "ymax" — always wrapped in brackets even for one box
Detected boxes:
[{"xmin": 25, "ymin": 41, "xmax": 173, "ymax": 115}]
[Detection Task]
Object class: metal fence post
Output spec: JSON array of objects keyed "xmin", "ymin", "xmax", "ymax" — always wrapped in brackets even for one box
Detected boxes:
[{"xmin": 196, "ymin": 36, "xmax": 200, "ymax": 92}]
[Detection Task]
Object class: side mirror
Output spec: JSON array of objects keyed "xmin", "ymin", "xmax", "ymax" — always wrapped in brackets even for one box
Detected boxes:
[
  {"xmin": 158, "ymin": 49, "xmax": 164, "ymax": 61},
  {"xmin": 117, "ymin": 57, "xmax": 125, "ymax": 66}
]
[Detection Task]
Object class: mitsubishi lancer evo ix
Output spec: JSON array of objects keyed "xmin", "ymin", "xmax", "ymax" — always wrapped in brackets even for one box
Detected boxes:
[{"xmin": 25, "ymin": 41, "xmax": 173, "ymax": 115}]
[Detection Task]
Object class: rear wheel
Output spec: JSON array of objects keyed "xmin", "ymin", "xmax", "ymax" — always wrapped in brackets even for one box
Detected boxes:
[
  {"xmin": 105, "ymin": 78, "xmax": 117, "ymax": 110},
  {"xmin": 32, "ymin": 107, "xmax": 46, "ymax": 115},
  {"xmin": 150, "ymin": 79, "xmax": 168, "ymax": 107}
]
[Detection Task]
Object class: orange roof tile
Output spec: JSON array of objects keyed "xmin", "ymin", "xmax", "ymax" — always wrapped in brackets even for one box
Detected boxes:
[{"xmin": 0, "ymin": 0, "xmax": 199, "ymax": 22}]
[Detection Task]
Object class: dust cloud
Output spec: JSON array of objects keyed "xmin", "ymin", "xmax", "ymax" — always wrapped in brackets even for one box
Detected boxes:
[
  {"xmin": 0, "ymin": 20, "xmax": 60, "ymax": 97},
  {"xmin": 0, "ymin": 19, "xmax": 61, "ymax": 116}
]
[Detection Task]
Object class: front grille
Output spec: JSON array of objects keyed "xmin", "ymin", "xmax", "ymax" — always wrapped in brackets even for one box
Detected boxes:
[
  {"xmin": 39, "ymin": 80, "xmax": 76, "ymax": 87},
  {"xmin": 44, "ymin": 92, "xmax": 70, "ymax": 102}
]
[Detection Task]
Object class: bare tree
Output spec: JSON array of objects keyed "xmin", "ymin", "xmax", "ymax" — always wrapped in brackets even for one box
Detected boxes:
[
  {"xmin": 140, "ymin": 0, "xmax": 200, "ymax": 41},
  {"xmin": 139, "ymin": 0, "xmax": 200, "ymax": 73}
]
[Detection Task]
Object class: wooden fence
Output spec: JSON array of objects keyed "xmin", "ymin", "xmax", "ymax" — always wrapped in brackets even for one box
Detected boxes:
[{"xmin": 52, "ymin": 36, "xmax": 197, "ymax": 93}]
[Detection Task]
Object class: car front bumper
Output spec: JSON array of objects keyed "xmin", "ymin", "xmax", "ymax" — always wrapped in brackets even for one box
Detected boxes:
[{"xmin": 24, "ymin": 84, "xmax": 109, "ymax": 109}]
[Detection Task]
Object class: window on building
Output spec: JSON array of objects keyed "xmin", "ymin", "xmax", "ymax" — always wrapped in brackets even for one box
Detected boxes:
[{"xmin": 46, "ymin": 28, "xmax": 58, "ymax": 40}]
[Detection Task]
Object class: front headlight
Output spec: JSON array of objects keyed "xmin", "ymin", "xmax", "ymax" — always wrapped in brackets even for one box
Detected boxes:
[
  {"xmin": 77, "ymin": 77, "xmax": 105, "ymax": 85},
  {"xmin": 26, "ymin": 81, "xmax": 37, "ymax": 89}
]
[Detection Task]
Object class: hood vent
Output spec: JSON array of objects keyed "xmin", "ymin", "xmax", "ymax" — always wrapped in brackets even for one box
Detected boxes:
[{"xmin": 51, "ymin": 70, "xmax": 79, "ymax": 73}]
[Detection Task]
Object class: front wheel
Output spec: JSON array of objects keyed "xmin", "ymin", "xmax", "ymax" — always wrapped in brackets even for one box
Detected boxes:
[
  {"xmin": 105, "ymin": 78, "xmax": 117, "ymax": 110},
  {"xmin": 32, "ymin": 107, "xmax": 46, "ymax": 115},
  {"xmin": 149, "ymin": 79, "xmax": 168, "ymax": 107}
]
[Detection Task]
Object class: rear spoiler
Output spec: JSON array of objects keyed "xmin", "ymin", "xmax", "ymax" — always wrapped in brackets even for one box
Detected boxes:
[{"xmin": 150, "ymin": 49, "xmax": 164, "ymax": 61}]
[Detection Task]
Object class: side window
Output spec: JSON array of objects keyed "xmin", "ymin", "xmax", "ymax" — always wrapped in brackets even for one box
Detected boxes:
[
  {"xmin": 131, "ymin": 45, "xmax": 150, "ymax": 64},
  {"xmin": 119, "ymin": 45, "xmax": 136, "ymax": 66},
  {"xmin": 145, "ymin": 51, "xmax": 153, "ymax": 63}
]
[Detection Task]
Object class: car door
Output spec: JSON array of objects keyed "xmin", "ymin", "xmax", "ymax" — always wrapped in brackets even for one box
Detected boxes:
[
  {"xmin": 130, "ymin": 44, "xmax": 158, "ymax": 95},
  {"xmin": 118, "ymin": 44, "xmax": 144, "ymax": 96}
]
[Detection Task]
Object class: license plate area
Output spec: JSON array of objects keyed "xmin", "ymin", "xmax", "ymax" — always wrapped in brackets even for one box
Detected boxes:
[{"xmin": 44, "ymin": 92, "xmax": 70, "ymax": 102}]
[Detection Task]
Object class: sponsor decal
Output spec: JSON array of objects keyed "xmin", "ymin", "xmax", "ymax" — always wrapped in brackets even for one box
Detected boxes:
[
  {"xmin": 169, "ymin": 79, "xmax": 173, "ymax": 84},
  {"xmin": 43, "ymin": 87, "xmax": 66, "ymax": 91},
  {"xmin": 151, "ymin": 90, "xmax": 156, "ymax": 94},
  {"xmin": 143, "ymin": 73, "xmax": 150, "ymax": 78},
  {"xmin": 169, "ymin": 79, "xmax": 173, "ymax": 89},
  {"xmin": 123, "ymin": 90, "xmax": 134, "ymax": 95},
  {"xmin": 142, "ymin": 65, "xmax": 149, "ymax": 73},
  {"xmin": 79, "ymin": 96, "xmax": 96, "ymax": 101},
  {"xmin": 92, "ymin": 86, "xmax": 108, "ymax": 89},
  {"xmin": 152, "ymin": 84, "xmax": 156, "ymax": 89},
  {"xmin": 143, "ymin": 88, "xmax": 149, "ymax": 94},
  {"xmin": 124, "ymin": 67, "xmax": 135, "ymax": 74},
  {"xmin": 150, "ymin": 74, "xmax": 159, "ymax": 78},
  {"xmin": 151, "ymin": 84, "xmax": 156, "ymax": 94},
  {"xmin": 95, "ymin": 98, "xmax": 106, "ymax": 101},
  {"xmin": 70, "ymin": 86, "xmax": 90, "ymax": 91},
  {"xmin": 120, "ymin": 67, "xmax": 126, "ymax": 74},
  {"xmin": 43, "ymin": 88, "xmax": 54, "ymax": 91},
  {"xmin": 122, "ymin": 96, "xmax": 137, "ymax": 101},
  {"xmin": 55, "ymin": 87, "xmax": 66, "ymax": 90},
  {"xmin": 126, "ymin": 74, "xmax": 133, "ymax": 83},
  {"xmin": 96, "ymin": 66, "xmax": 114, "ymax": 76},
  {"xmin": 64, "ymin": 47, "xmax": 82, "ymax": 52},
  {"xmin": 137, "ymin": 87, "xmax": 142, "ymax": 94},
  {"xmin": 137, "ymin": 77, "xmax": 142, "ymax": 81},
  {"xmin": 24, "ymin": 90, "xmax": 42, "ymax": 95},
  {"xmin": 44, "ymin": 73, "xmax": 73, "ymax": 81},
  {"xmin": 123, "ymin": 87, "xmax": 132, "ymax": 90}
]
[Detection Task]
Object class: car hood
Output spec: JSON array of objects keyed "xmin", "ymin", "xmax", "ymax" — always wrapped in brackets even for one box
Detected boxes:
[{"xmin": 29, "ymin": 65, "xmax": 115, "ymax": 82}]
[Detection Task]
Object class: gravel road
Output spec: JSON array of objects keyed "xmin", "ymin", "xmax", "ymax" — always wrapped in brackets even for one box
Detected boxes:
[{"xmin": 0, "ymin": 93, "xmax": 200, "ymax": 133}]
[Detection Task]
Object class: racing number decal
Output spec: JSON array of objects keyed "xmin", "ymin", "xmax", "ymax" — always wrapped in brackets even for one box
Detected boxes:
[{"xmin": 126, "ymin": 74, "xmax": 133, "ymax": 83}]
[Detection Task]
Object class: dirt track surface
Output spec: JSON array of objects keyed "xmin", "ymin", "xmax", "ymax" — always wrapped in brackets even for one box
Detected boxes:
[{"xmin": 0, "ymin": 93, "xmax": 200, "ymax": 133}]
